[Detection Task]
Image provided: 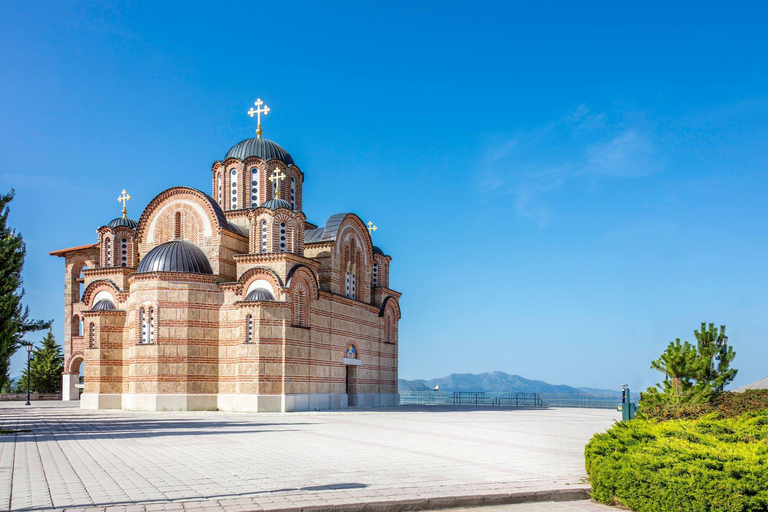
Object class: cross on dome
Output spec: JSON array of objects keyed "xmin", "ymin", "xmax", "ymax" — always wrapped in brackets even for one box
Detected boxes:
[
  {"xmin": 247, "ymin": 98, "xmax": 270, "ymax": 139},
  {"xmin": 367, "ymin": 221, "xmax": 377, "ymax": 236},
  {"xmin": 268, "ymin": 169, "xmax": 287, "ymax": 200},
  {"xmin": 117, "ymin": 189, "xmax": 131, "ymax": 218}
]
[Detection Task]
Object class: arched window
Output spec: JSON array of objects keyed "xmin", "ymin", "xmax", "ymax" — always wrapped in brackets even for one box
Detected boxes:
[
  {"xmin": 105, "ymin": 238, "xmax": 112, "ymax": 267},
  {"xmin": 89, "ymin": 323, "xmax": 95, "ymax": 348},
  {"xmin": 121, "ymin": 238, "xmax": 128, "ymax": 267},
  {"xmin": 261, "ymin": 220, "xmax": 268, "ymax": 253},
  {"xmin": 246, "ymin": 314, "xmax": 253, "ymax": 343},
  {"xmin": 279, "ymin": 222, "xmax": 287, "ymax": 252},
  {"xmin": 250, "ymin": 168, "xmax": 259, "ymax": 207},
  {"xmin": 230, "ymin": 168, "xmax": 238, "ymax": 209},
  {"xmin": 78, "ymin": 266, "xmax": 87, "ymax": 301},
  {"xmin": 174, "ymin": 211, "xmax": 182, "ymax": 239},
  {"xmin": 217, "ymin": 173, "xmax": 223, "ymax": 205},
  {"xmin": 372, "ymin": 262, "xmax": 379, "ymax": 287},
  {"xmin": 290, "ymin": 177, "xmax": 296, "ymax": 209}
]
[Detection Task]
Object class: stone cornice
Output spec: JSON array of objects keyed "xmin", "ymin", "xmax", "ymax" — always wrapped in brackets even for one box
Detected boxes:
[
  {"xmin": 83, "ymin": 267, "xmax": 134, "ymax": 279},
  {"xmin": 82, "ymin": 309, "xmax": 127, "ymax": 318},
  {"xmin": 234, "ymin": 252, "xmax": 319, "ymax": 269},
  {"xmin": 128, "ymin": 272, "xmax": 222, "ymax": 284},
  {"xmin": 232, "ymin": 300, "xmax": 288, "ymax": 309},
  {"xmin": 318, "ymin": 290, "xmax": 382, "ymax": 315}
]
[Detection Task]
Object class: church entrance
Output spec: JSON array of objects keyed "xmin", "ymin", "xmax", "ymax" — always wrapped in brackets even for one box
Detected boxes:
[{"xmin": 346, "ymin": 365, "xmax": 358, "ymax": 407}]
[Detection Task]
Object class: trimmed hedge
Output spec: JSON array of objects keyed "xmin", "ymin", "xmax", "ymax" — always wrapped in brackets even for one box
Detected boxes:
[
  {"xmin": 585, "ymin": 411, "xmax": 768, "ymax": 512},
  {"xmin": 640, "ymin": 389, "xmax": 768, "ymax": 421}
]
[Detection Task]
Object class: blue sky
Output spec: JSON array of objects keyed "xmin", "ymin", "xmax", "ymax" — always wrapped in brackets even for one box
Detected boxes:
[{"xmin": 2, "ymin": 1, "xmax": 767, "ymax": 391}]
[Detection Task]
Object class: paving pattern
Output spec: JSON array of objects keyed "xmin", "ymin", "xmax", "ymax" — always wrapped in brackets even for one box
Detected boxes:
[{"xmin": 1, "ymin": 402, "xmax": 619, "ymax": 511}]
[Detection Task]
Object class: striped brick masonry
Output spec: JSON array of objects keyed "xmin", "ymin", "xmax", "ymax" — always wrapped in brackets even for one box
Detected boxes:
[{"xmin": 50, "ymin": 135, "xmax": 401, "ymax": 412}]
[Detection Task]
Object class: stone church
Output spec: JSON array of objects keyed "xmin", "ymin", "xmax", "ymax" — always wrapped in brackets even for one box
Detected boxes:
[{"xmin": 50, "ymin": 100, "xmax": 401, "ymax": 412}]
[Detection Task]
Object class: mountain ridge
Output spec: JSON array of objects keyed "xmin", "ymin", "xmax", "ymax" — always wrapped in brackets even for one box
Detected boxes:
[{"xmin": 398, "ymin": 371, "xmax": 621, "ymax": 396}]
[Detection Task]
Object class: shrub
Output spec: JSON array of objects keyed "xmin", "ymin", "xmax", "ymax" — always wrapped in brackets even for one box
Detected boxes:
[
  {"xmin": 640, "ymin": 389, "xmax": 768, "ymax": 421},
  {"xmin": 585, "ymin": 411, "xmax": 768, "ymax": 512}
]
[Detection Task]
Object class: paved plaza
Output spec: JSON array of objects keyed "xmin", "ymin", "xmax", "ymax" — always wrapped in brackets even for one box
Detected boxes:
[{"xmin": 1, "ymin": 402, "xmax": 619, "ymax": 512}]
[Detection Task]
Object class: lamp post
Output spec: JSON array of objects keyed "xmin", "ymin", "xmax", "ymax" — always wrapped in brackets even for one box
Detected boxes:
[{"xmin": 24, "ymin": 343, "xmax": 33, "ymax": 406}]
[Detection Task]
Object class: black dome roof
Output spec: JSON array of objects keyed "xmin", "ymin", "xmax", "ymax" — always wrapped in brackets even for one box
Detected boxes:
[
  {"xmin": 92, "ymin": 299, "xmax": 116, "ymax": 311},
  {"xmin": 136, "ymin": 240, "xmax": 213, "ymax": 275},
  {"xmin": 225, "ymin": 138, "xmax": 295, "ymax": 165},
  {"xmin": 245, "ymin": 288, "xmax": 275, "ymax": 301},
  {"xmin": 260, "ymin": 198, "xmax": 293, "ymax": 210},
  {"xmin": 107, "ymin": 217, "xmax": 138, "ymax": 229}
]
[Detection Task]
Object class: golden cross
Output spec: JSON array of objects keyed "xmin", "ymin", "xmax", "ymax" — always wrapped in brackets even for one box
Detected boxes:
[
  {"xmin": 268, "ymin": 169, "xmax": 287, "ymax": 200},
  {"xmin": 117, "ymin": 189, "xmax": 131, "ymax": 218},
  {"xmin": 247, "ymin": 98, "xmax": 270, "ymax": 139},
  {"xmin": 367, "ymin": 221, "xmax": 377, "ymax": 236}
]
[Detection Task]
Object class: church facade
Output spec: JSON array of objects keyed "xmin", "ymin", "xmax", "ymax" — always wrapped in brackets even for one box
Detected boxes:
[{"xmin": 50, "ymin": 105, "xmax": 401, "ymax": 412}]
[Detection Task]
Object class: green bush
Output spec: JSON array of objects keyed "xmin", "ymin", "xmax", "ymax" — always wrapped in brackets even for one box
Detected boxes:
[
  {"xmin": 585, "ymin": 411, "xmax": 768, "ymax": 512},
  {"xmin": 640, "ymin": 390, "xmax": 768, "ymax": 421}
]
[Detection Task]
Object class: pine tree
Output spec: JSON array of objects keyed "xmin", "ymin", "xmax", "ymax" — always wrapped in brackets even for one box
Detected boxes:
[
  {"xmin": 642, "ymin": 322, "xmax": 737, "ymax": 407},
  {"xmin": 27, "ymin": 330, "xmax": 64, "ymax": 393},
  {"xmin": 0, "ymin": 190, "xmax": 52, "ymax": 392}
]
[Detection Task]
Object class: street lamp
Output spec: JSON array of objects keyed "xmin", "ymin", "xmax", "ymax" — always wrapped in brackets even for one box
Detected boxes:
[{"xmin": 24, "ymin": 343, "xmax": 34, "ymax": 406}]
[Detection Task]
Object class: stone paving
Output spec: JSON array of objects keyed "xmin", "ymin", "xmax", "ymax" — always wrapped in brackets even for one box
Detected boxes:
[{"xmin": 1, "ymin": 402, "xmax": 619, "ymax": 511}]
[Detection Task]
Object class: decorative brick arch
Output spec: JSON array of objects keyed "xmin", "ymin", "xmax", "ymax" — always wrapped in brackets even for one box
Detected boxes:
[
  {"xmin": 136, "ymin": 187, "xmax": 229, "ymax": 247},
  {"xmin": 67, "ymin": 353, "xmax": 84, "ymax": 374},
  {"xmin": 379, "ymin": 296, "xmax": 401, "ymax": 344},
  {"xmin": 286, "ymin": 265, "xmax": 319, "ymax": 299},
  {"xmin": 81, "ymin": 280, "xmax": 122, "ymax": 309},
  {"xmin": 287, "ymin": 265, "xmax": 318, "ymax": 327},
  {"xmin": 236, "ymin": 267, "xmax": 284, "ymax": 300}
]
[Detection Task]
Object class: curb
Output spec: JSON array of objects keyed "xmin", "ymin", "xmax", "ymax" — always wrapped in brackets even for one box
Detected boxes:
[{"xmin": 261, "ymin": 488, "xmax": 591, "ymax": 512}]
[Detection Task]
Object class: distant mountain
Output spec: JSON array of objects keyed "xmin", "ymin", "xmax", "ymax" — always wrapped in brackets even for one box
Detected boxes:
[{"xmin": 398, "ymin": 371, "xmax": 616, "ymax": 395}]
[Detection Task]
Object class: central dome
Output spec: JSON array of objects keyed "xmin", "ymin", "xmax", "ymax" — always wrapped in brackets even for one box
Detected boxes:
[
  {"xmin": 136, "ymin": 240, "xmax": 213, "ymax": 275},
  {"xmin": 225, "ymin": 138, "xmax": 294, "ymax": 165}
]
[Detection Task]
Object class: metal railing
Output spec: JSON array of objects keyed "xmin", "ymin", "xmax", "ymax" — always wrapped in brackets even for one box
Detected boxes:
[{"xmin": 399, "ymin": 391, "xmax": 639, "ymax": 409}]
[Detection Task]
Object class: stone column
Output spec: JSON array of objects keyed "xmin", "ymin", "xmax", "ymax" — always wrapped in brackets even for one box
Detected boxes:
[{"xmin": 62, "ymin": 373, "xmax": 80, "ymax": 401}]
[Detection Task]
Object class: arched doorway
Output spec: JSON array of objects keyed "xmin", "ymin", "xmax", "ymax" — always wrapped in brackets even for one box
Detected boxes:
[{"xmin": 62, "ymin": 355, "xmax": 84, "ymax": 401}]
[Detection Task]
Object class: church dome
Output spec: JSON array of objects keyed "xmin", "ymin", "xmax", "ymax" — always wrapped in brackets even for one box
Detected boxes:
[
  {"xmin": 92, "ymin": 299, "xmax": 116, "ymax": 311},
  {"xmin": 260, "ymin": 198, "xmax": 293, "ymax": 210},
  {"xmin": 225, "ymin": 138, "xmax": 295, "ymax": 165},
  {"xmin": 245, "ymin": 287, "xmax": 275, "ymax": 301},
  {"xmin": 107, "ymin": 217, "xmax": 138, "ymax": 230},
  {"xmin": 136, "ymin": 240, "xmax": 213, "ymax": 275}
]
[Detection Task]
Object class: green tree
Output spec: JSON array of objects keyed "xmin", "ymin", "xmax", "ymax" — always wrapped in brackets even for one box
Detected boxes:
[
  {"xmin": 642, "ymin": 322, "xmax": 737, "ymax": 408},
  {"xmin": 0, "ymin": 191, "xmax": 52, "ymax": 392},
  {"xmin": 18, "ymin": 331, "xmax": 64, "ymax": 393}
]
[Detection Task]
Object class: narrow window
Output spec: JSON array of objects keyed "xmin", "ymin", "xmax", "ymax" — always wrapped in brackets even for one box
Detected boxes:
[
  {"xmin": 290, "ymin": 177, "xmax": 296, "ymax": 209},
  {"xmin": 373, "ymin": 262, "xmax": 379, "ymax": 287},
  {"xmin": 246, "ymin": 314, "xmax": 253, "ymax": 343},
  {"xmin": 121, "ymin": 238, "xmax": 128, "ymax": 267},
  {"xmin": 250, "ymin": 168, "xmax": 259, "ymax": 207},
  {"xmin": 148, "ymin": 307, "xmax": 154, "ymax": 344},
  {"xmin": 89, "ymin": 323, "xmax": 95, "ymax": 348},
  {"xmin": 279, "ymin": 222, "xmax": 287, "ymax": 252},
  {"xmin": 105, "ymin": 238, "xmax": 112, "ymax": 267},
  {"xmin": 345, "ymin": 272, "xmax": 356, "ymax": 299},
  {"xmin": 140, "ymin": 307, "xmax": 147, "ymax": 344},
  {"xmin": 217, "ymin": 173, "xmax": 223, "ymax": 205},
  {"xmin": 230, "ymin": 168, "xmax": 238, "ymax": 209},
  {"xmin": 261, "ymin": 220, "xmax": 268, "ymax": 253}
]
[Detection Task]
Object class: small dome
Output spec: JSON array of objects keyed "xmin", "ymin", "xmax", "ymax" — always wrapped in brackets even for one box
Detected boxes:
[
  {"xmin": 92, "ymin": 299, "xmax": 116, "ymax": 311},
  {"xmin": 107, "ymin": 217, "xmax": 138, "ymax": 229},
  {"xmin": 136, "ymin": 240, "xmax": 213, "ymax": 275},
  {"xmin": 260, "ymin": 198, "xmax": 293, "ymax": 210},
  {"xmin": 245, "ymin": 288, "xmax": 275, "ymax": 301},
  {"xmin": 225, "ymin": 138, "xmax": 295, "ymax": 165},
  {"xmin": 373, "ymin": 246, "xmax": 384, "ymax": 256}
]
